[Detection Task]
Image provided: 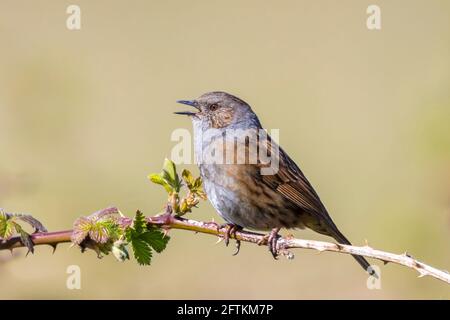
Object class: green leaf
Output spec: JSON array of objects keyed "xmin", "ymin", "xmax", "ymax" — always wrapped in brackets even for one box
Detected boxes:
[
  {"xmin": 148, "ymin": 173, "xmax": 172, "ymax": 193},
  {"xmin": 148, "ymin": 159, "xmax": 182, "ymax": 193},
  {"xmin": 182, "ymin": 169, "xmax": 195, "ymax": 189},
  {"xmin": 161, "ymin": 170, "xmax": 181, "ymax": 193},
  {"xmin": 140, "ymin": 228, "xmax": 170, "ymax": 253},
  {"xmin": 0, "ymin": 209, "xmax": 49, "ymax": 252},
  {"xmin": 131, "ymin": 236, "xmax": 152, "ymax": 265},
  {"xmin": 194, "ymin": 177, "xmax": 202, "ymax": 189},
  {"xmin": 127, "ymin": 211, "xmax": 153, "ymax": 265},
  {"xmin": 0, "ymin": 210, "xmax": 16, "ymax": 240},
  {"xmin": 88, "ymin": 220, "xmax": 118, "ymax": 244},
  {"xmin": 163, "ymin": 158, "xmax": 177, "ymax": 182},
  {"xmin": 132, "ymin": 210, "xmax": 147, "ymax": 234},
  {"xmin": 71, "ymin": 216, "xmax": 92, "ymax": 244},
  {"xmin": 14, "ymin": 224, "xmax": 34, "ymax": 254},
  {"xmin": 192, "ymin": 177, "xmax": 207, "ymax": 200},
  {"xmin": 71, "ymin": 214, "xmax": 119, "ymax": 246},
  {"xmin": 124, "ymin": 212, "xmax": 170, "ymax": 265},
  {"xmin": 162, "ymin": 159, "xmax": 181, "ymax": 192}
]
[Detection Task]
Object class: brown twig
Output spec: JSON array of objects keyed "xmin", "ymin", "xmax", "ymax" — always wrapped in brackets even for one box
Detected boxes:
[
  {"xmin": 1, "ymin": 207, "xmax": 449, "ymax": 284},
  {"xmin": 0, "ymin": 230, "xmax": 72, "ymax": 251}
]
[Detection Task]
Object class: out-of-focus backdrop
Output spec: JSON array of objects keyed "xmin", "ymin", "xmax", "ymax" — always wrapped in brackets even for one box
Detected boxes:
[{"xmin": 0, "ymin": 0, "xmax": 449, "ymax": 299}]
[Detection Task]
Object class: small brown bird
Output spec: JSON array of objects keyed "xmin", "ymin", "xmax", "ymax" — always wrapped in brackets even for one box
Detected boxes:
[{"xmin": 176, "ymin": 91, "xmax": 376, "ymax": 277}]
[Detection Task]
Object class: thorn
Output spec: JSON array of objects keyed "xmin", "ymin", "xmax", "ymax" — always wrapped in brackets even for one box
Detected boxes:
[
  {"xmin": 403, "ymin": 251, "xmax": 413, "ymax": 258},
  {"xmin": 417, "ymin": 269, "xmax": 428, "ymax": 278},
  {"xmin": 162, "ymin": 228, "xmax": 171, "ymax": 238},
  {"xmin": 50, "ymin": 244, "xmax": 58, "ymax": 254},
  {"xmin": 215, "ymin": 237, "xmax": 224, "ymax": 245},
  {"xmin": 383, "ymin": 260, "xmax": 389, "ymax": 265}
]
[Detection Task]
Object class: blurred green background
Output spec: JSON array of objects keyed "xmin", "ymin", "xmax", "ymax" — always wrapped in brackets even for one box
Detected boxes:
[{"xmin": 0, "ymin": 0, "xmax": 449, "ymax": 299}]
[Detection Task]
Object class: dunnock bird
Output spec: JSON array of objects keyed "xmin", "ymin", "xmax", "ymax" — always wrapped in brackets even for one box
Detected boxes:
[{"xmin": 176, "ymin": 91, "xmax": 375, "ymax": 276}]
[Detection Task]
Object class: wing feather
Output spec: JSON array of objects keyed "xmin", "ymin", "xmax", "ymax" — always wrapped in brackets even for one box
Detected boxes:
[{"xmin": 258, "ymin": 140, "xmax": 334, "ymax": 227}]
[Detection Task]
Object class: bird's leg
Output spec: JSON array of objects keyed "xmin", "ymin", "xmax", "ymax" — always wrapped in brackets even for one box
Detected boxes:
[
  {"xmin": 268, "ymin": 228, "xmax": 281, "ymax": 259},
  {"xmin": 219, "ymin": 223, "xmax": 242, "ymax": 255},
  {"xmin": 257, "ymin": 228, "xmax": 281, "ymax": 259}
]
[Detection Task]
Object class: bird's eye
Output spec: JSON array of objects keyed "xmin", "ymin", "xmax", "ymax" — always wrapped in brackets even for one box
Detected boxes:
[{"xmin": 209, "ymin": 103, "xmax": 219, "ymax": 111}]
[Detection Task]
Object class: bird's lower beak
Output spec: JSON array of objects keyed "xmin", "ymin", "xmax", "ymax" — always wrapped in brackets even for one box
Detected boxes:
[{"xmin": 174, "ymin": 100, "xmax": 200, "ymax": 116}]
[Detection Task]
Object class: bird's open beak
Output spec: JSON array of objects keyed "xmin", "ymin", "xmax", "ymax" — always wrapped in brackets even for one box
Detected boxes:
[{"xmin": 174, "ymin": 100, "xmax": 200, "ymax": 116}]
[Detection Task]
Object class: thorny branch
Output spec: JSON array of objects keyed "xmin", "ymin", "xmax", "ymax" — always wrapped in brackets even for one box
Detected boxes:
[{"xmin": 1, "ymin": 206, "xmax": 449, "ymax": 285}]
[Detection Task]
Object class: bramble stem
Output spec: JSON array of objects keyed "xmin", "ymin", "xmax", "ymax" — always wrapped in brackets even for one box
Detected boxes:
[{"xmin": 1, "ymin": 207, "xmax": 449, "ymax": 285}]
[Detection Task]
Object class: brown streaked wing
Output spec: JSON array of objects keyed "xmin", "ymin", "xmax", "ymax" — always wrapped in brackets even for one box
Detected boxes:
[{"xmin": 259, "ymin": 140, "xmax": 333, "ymax": 224}]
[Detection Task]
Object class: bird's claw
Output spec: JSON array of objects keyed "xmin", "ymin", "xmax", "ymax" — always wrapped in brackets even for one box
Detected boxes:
[
  {"xmin": 219, "ymin": 223, "xmax": 242, "ymax": 255},
  {"xmin": 232, "ymin": 240, "xmax": 241, "ymax": 256},
  {"xmin": 257, "ymin": 228, "xmax": 281, "ymax": 259}
]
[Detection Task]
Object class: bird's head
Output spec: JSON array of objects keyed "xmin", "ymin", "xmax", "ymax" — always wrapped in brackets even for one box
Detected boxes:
[{"xmin": 175, "ymin": 91, "xmax": 261, "ymax": 130}]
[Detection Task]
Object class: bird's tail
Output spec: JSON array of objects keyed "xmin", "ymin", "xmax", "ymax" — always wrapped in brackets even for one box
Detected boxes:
[{"xmin": 329, "ymin": 227, "xmax": 379, "ymax": 278}]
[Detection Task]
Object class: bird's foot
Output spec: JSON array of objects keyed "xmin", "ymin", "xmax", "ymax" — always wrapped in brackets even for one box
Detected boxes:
[
  {"xmin": 219, "ymin": 223, "xmax": 242, "ymax": 256},
  {"xmin": 257, "ymin": 228, "xmax": 281, "ymax": 259}
]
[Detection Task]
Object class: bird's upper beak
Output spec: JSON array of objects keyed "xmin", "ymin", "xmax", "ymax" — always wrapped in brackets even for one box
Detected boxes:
[{"xmin": 175, "ymin": 100, "xmax": 200, "ymax": 116}]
